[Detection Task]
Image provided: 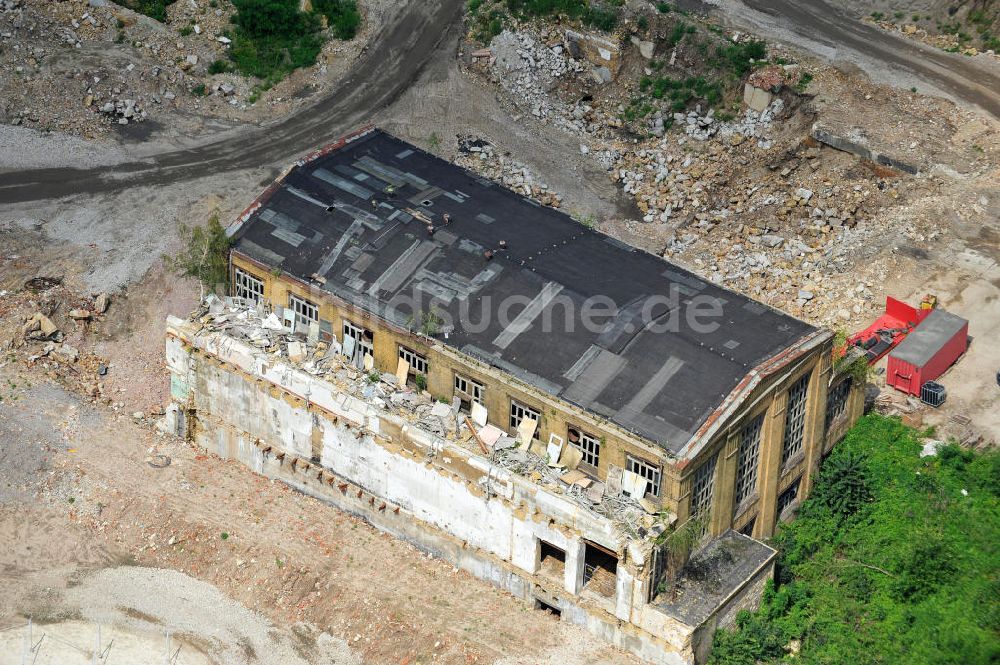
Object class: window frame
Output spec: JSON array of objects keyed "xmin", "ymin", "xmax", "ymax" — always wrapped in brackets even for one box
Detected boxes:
[
  {"xmin": 509, "ymin": 399, "xmax": 541, "ymax": 434},
  {"xmin": 626, "ymin": 454, "xmax": 662, "ymax": 498},
  {"xmin": 776, "ymin": 476, "xmax": 801, "ymax": 517},
  {"xmin": 342, "ymin": 320, "xmax": 373, "ymax": 367},
  {"xmin": 825, "ymin": 377, "xmax": 853, "ymax": 429},
  {"xmin": 288, "ymin": 293, "xmax": 319, "ymax": 329},
  {"xmin": 734, "ymin": 414, "xmax": 764, "ymax": 507},
  {"xmin": 781, "ymin": 374, "xmax": 810, "ymax": 465},
  {"xmin": 233, "ymin": 267, "xmax": 265, "ymax": 303},
  {"xmin": 569, "ymin": 427, "xmax": 601, "ymax": 469},
  {"xmin": 454, "ymin": 373, "xmax": 485, "ymax": 407},
  {"xmin": 398, "ymin": 345, "xmax": 429, "ymax": 375},
  {"xmin": 689, "ymin": 453, "xmax": 717, "ymax": 522}
]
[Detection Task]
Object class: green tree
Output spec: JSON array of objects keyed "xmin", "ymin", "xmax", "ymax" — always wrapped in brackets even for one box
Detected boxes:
[
  {"xmin": 708, "ymin": 416, "xmax": 1000, "ymax": 665},
  {"xmin": 166, "ymin": 213, "xmax": 233, "ymax": 298}
]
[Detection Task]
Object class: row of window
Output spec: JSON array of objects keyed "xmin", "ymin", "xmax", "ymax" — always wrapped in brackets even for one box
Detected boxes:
[
  {"xmin": 690, "ymin": 372, "xmax": 843, "ymax": 528},
  {"xmin": 234, "ymin": 268, "xmax": 666, "ymax": 492}
]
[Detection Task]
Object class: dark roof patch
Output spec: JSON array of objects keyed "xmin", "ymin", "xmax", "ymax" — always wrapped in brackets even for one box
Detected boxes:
[{"xmin": 231, "ymin": 129, "xmax": 815, "ymax": 454}]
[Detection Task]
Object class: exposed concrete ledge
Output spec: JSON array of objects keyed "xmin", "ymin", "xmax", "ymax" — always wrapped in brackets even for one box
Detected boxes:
[{"xmin": 811, "ymin": 124, "xmax": 919, "ymax": 175}]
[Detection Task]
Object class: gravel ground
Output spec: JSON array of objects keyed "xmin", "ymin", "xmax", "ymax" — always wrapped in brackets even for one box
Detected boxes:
[
  {"xmin": 66, "ymin": 567, "xmax": 359, "ymax": 665},
  {"xmin": 0, "ymin": 125, "xmax": 132, "ymax": 170}
]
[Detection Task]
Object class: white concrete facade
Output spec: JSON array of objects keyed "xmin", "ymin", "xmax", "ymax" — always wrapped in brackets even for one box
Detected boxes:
[{"xmin": 164, "ymin": 317, "xmax": 774, "ymax": 664}]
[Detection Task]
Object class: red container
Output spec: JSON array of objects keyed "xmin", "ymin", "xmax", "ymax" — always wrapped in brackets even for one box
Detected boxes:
[{"xmin": 886, "ymin": 309, "xmax": 968, "ymax": 396}]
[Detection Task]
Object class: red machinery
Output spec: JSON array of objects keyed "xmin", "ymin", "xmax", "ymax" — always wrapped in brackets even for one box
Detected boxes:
[{"xmin": 846, "ymin": 296, "xmax": 931, "ymax": 364}]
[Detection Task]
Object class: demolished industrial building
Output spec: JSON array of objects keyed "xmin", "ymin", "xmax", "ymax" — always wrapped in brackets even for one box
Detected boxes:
[{"xmin": 163, "ymin": 126, "xmax": 864, "ymax": 664}]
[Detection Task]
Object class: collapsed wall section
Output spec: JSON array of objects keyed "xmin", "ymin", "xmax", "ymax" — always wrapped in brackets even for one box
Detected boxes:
[{"xmin": 164, "ymin": 316, "xmax": 700, "ymax": 665}]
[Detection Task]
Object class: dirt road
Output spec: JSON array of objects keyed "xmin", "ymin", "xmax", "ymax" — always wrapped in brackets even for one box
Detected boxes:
[
  {"xmin": 4, "ymin": 0, "xmax": 999, "ymax": 208},
  {"xmin": 711, "ymin": 0, "xmax": 1000, "ymax": 117},
  {"xmin": 0, "ymin": 0, "xmax": 466, "ymax": 205}
]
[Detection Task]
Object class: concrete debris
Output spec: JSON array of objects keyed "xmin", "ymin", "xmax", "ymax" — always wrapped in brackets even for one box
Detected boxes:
[
  {"xmin": 94, "ymin": 292, "xmax": 111, "ymax": 313},
  {"xmin": 69, "ymin": 308, "xmax": 92, "ymax": 320},
  {"xmin": 193, "ymin": 298, "xmax": 668, "ymax": 539},
  {"xmin": 455, "ymin": 136, "xmax": 562, "ymax": 208},
  {"xmin": 51, "ymin": 343, "xmax": 79, "ymax": 363},
  {"xmin": 23, "ymin": 312, "xmax": 59, "ymax": 340}
]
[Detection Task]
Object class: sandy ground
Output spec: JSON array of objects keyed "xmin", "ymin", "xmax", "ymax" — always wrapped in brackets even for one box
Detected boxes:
[{"xmin": 0, "ymin": 373, "xmax": 638, "ymax": 665}]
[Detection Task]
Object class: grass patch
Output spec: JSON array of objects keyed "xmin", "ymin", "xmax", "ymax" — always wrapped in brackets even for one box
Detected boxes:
[
  {"xmin": 505, "ymin": 0, "xmax": 620, "ymax": 31},
  {"xmin": 221, "ymin": 0, "xmax": 359, "ymax": 82},
  {"xmin": 118, "ymin": 0, "xmax": 177, "ymax": 22},
  {"xmin": 226, "ymin": 0, "xmax": 324, "ymax": 80},
  {"xmin": 208, "ymin": 59, "xmax": 235, "ymax": 74},
  {"xmin": 708, "ymin": 415, "xmax": 1000, "ymax": 665}
]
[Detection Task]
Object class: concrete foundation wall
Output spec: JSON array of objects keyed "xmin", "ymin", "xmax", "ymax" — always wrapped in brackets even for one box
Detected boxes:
[
  {"xmin": 165, "ymin": 320, "xmax": 697, "ymax": 665},
  {"xmin": 690, "ymin": 560, "xmax": 775, "ymax": 665}
]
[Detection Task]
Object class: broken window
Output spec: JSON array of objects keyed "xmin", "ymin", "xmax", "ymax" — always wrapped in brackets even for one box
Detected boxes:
[
  {"xmin": 626, "ymin": 454, "xmax": 661, "ymax": 497},
  {"xmin": 509, "ymin": 400, "xmax": 540, "ymax": 433},
  {"xmin": 538, "ymin": 540, "xmax": 565, "ymax": 579},
  {"xmin": 777, "ymin": 476, "xmax": 801, "ymax": 518},
  {"xmin": 568, "ymin": 427, "xmax": 600, "ymax": 469},
  {"xmin": 233, "ymin": 268, "xmax": 264, "ymax": 303},
  {"xmin": 781, "ymin": 374, "xmax": 810, "ymax": 465},
  {"xmin": 739, "ymin": 517, "xmax": 756, "ymax": 537},
  {"xmin": 690, "ymin": 454, "xmax": 717, "ymax": 527},
  {"xmin": 288, "ymin": 294, "xmax": 318, "ymax": 329},
  {"xmin": 734, "ymin": 414, "xmax": 764, "ymax": 507},
  {"xmin": 582, "ymin": 541, "xmax": 618, "ymax": 598},
  {"xmin": 454, "ymin": 373, "xmax": 485, "ymax": 412},
  {"xmin": 825, "ymin": 377, "xmax": 852, "ymax": 429},
  {"xmin": 342, "ymin": 320, "xmax": 374, "ymax": 368},
  {"xmin": 398, "ymin": 345, "xmax": 428, "ymax": 376}
]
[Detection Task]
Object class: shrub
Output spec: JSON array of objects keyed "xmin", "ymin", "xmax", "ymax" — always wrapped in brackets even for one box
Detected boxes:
[
  {"xmin": 208, "ymin": 59, "xmax": 234, "ymax": 74},
  {"xmin": 708, "ymin": 416, "xmax": 1000, "ymax": 665},
  {"xmin": 505, "ymin": 0, "xmax": 619, "ymax": 31},
  {"xmin": 119, "ymin": 0, "xmax": 177, "ymax": 22},
  {"xmin": 227, "ymin": 0, "xmax": 324, "ymax": 80},
  {"xmin": 165, "ymin": 213, "xmax": 233, "ymax": 297},
  {"xmin": 313, "ymin": 0, "xmax": 362, "ymax": 40}
]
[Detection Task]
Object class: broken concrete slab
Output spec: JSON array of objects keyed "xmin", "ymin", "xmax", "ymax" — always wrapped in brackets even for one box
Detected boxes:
[
  {"xmin": 52, "ymin": 343, "xmax": 79, "ymax": 362},
  {"xmin": 811, "ymin": 124, "xmax": 919, "ymax": 175}
]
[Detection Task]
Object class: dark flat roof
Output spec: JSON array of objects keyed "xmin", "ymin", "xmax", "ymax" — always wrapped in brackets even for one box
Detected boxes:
[
  {"xmin": 890, "ymin": 309, "xmax": 967, "ymax": 367},
  {"xmin": 231, "ymin": 128, "xmax": 814, "ymax": 454}
]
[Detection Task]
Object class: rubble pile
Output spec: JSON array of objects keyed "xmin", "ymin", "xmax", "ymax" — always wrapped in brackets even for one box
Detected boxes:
[
  {"xmin": 489, "ymin": 29, "xmax": 585, "ymax": 121},
  {"xmin": 98, "ymin": 97, "xmax": 147, "ymax": 124},
  {"xmin": 1, "ymin": 280, "xmax": 114, "ymax": 399},
  {"xmin": 194, "ymin": 297, "xmax": 669, "ymax": 540},
  {"xmin": 670, "ymin": 99, "xmax": 784, "ymax": 147},
  {"xmin": 455, "ymin": 136, "xmax": 563, "ymax": 207},
  {"xmin": 462, "ymin": 26, "xmax": 957, "ymax": 328}
]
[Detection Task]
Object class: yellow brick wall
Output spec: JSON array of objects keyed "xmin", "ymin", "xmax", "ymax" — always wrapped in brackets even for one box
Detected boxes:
[
  {"xmin": 232, "ymin": 255, "xmax": 861, "ymax": 528},
  {"xmin": 231, "ymin": 254, "xmax": 679, "ymax": 510}
]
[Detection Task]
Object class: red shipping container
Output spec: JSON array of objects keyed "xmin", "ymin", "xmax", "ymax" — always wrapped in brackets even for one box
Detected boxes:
[{"xmin": 886, "ymin": 309, "xmax": 968, "ymax": 395}]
